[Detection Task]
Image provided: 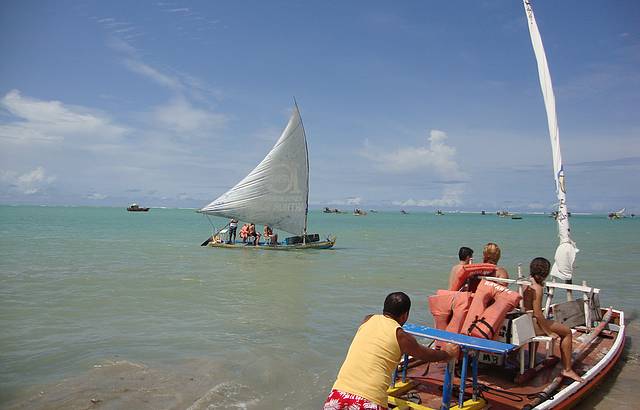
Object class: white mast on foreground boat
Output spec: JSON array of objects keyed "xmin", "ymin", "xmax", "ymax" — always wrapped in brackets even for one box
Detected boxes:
[{"xmin": 523, "ymin": 0, "xmax": 577, "ymax": 287}]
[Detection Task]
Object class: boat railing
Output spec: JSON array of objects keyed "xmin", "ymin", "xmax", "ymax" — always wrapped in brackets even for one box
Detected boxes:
[
  {"xmin": 482, "ymin": 276, "xmax": 600, "ymax": 294},
  {"xmin": 483, "ymin": 273, "xmax": 601, "ymax": 330}
]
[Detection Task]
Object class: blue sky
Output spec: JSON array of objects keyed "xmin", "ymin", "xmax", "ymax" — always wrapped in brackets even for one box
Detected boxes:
[{"xmin": 1, "ymin": 1, "xmax": 638, "ymax": 213}]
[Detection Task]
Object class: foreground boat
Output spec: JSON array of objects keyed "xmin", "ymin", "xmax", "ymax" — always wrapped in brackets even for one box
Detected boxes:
[
  {"xmin": 388, "ymin": 280, "xmax": 625, "ymax": 410},
  {"xmin": 197, "ymin": 102, "xmax": 335, "ymax": 250},
  {"xmin": 384, "ymin": 1, "xmax": 624, "ymax": 408}
]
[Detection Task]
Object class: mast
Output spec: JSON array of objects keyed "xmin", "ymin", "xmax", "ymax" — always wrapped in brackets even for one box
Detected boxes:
[
  {"xmin": 523, "ymin": 0, "xmax": 578, "ymax": 286},
  {"xmin": 294, "ymin": 97, "xmax": 310, "ymax": 243}
]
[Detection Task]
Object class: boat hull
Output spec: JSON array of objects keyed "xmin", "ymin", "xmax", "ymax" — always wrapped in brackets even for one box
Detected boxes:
[
  {"xmin": 207, "ymin": 239, "xmax": 335, "ymax": 251},
  {"xmin": 388, "ymin": 308, "xmax": 625, "ymax": 409}
]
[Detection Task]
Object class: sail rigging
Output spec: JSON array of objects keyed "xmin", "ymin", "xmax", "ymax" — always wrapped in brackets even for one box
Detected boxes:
[
  {"xmin": 198, "ymin": 105, "xmax": 309, "ymax": 236},
  {"xmin": 523, "ymin": 0, "xmax": 577, "ymax": 281}
]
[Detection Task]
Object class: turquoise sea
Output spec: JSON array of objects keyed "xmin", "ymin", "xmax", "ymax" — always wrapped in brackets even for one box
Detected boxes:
[{"xmin": 1, "ymin": 206, "xmax": 638, "ymax": 409}]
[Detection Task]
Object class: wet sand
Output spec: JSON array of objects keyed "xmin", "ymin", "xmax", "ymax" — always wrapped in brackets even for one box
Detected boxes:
[{"xmin": 2, "ymin": 358, "xmax": 263, "ymax": 410}]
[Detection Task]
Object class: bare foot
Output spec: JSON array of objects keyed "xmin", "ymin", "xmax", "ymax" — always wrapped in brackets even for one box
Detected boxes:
[{"xmin": 561, "ymin": 369, "xmax": 584, "ymax": 383}]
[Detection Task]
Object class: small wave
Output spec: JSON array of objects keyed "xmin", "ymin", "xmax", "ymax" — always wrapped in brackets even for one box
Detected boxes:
[{"xmin": 186, "ymin": 381, "xmax": 261, "ymax": 410}]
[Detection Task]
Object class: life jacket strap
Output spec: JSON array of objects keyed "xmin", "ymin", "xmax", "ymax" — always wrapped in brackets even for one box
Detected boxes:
[{"xmin": 467, "ymin": 316, "xmax": 494, "ymax": 339}]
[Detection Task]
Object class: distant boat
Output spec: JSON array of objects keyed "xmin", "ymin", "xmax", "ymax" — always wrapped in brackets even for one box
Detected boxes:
[
  {"xmin": 369, "ymin": 209, "xmax": 378, "ymax": 213},
  {"xmin": 511, "ymin": 215, "xmax": 523, "ymax": 220},
  {"xmin": 481, "ymin": 210, "xmax": 486, "ymax": 215},
  {"xmin": 197, "ymin": 103, "xmax": 335, "ymax": 250},
  {"xmin": 353, "ymin": 208, "xmax": 368, "ymax": 216},
  {"xmin": 400, "ymin": 209, "xmax": 408, "ymax": 215},
  {"xmin": 608, "ymin": 208, "xmax": 625, "ymax": 220},
  {"xmin": 436, "ymin": 210, "xmax": 444, "ymax": 216},
  {"xmin": 127, "ymin": 203, "xmax": 149, "ymax": 212},
  {"xmin": 496, "ymin": 210, "xmax": 512, "ymax": 217},
  {"xmin": 323, "ymin": 207, "xmax": 342, "ymax": 214}
]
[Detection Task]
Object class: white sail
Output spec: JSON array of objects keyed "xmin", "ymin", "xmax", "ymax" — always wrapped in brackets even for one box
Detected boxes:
[
  {"xmin": 199, "ymin": 105, "xmax": 309, "ymax": 235},
  {"xmin": 523, "ymin": 0, "xmax": 577, "ymax": 280}
]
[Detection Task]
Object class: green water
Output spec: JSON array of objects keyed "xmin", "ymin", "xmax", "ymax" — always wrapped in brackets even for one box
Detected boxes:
[{"xmin": 0, "ymin": 206, "xmax": 638, "ymax": 408}]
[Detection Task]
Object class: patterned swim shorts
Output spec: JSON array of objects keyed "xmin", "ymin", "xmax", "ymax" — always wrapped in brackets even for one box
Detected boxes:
[{"xmin": 323, "ymin": 389, "xmax": 384, "ymax": 410}]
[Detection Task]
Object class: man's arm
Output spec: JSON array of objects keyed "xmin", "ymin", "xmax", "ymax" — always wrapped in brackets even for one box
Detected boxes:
[{"xmin": 397, "ymin": 328, "xmax": 458, "ymax": 362}]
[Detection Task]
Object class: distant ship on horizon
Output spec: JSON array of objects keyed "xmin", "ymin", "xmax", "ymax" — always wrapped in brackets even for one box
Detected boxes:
[{"xmin": 127, "ymin": 203, "xmax": 150, "ymax": 212}]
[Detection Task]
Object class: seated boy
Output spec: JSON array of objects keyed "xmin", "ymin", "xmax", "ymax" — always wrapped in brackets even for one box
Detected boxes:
[{"xmin": 523, "ymin": 257, "xmax": 584, "ymax": 383}]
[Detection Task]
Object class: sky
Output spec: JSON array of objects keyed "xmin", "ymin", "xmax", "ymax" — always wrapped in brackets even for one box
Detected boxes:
[{"xmin": 1, "ymin": 0, "xmax": 638, "ymax": 213}]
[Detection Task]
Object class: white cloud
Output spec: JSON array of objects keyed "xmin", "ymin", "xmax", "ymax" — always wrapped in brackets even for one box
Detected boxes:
[
  {"xmin": 151, "ymin": 97, "xmax": 226, "ymax": 136},
  {"xmin": 1, "ymin": 166, "xmax": 56, "ymax": 194},
  {"xmin": 328, "ymin": 196, "xmax": 362, "ymax": 206},
  {"xmin": 124, "ymin": 59, "xmax": 181, "ymax": 90},
  {"xmin": 86, "ymin": 193, "xmax": 108, "ymax": 200},
  {"xmin": 0, "ymin": 90, "xmax": 128, "ymax": 143},
  {"xmin": 392, "ymin": 185, "xmax": 464, "ymax": 208},
  {"xmin": 104, "ymin": 38, "xmax": 227, "ymax": 137},
  {"xmin": 106, "ymin": 36, "xmax": 138, "ymax": 55},
  {"xmin": 526, "ymin": 202, "xmax": 547, "ymax": 210},
  {"xmin": 361, "ymin": 129, "xmax": 467, "ymax": 181},
  {"xmin": 108, "ymin": 37, "xmax": 221, "ymax": 101}
]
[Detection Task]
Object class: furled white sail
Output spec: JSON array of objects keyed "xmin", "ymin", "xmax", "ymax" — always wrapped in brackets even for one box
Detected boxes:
[
  {"xmin": 199, "ymin": 105, "xmax": 309, "ymax": 235},
  {"xmin": 523, "ymin": 0, "xmax": 577, "ymax": 281}
]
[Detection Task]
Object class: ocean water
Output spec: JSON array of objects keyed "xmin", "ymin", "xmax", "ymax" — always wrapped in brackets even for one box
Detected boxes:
[{"xmin": 0, "ymin": 206, "xmax": 638, "ymax": 409}]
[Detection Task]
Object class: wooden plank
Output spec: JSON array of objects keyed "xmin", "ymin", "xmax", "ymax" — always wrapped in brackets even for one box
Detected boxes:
[{"xmin": 552, "ymin": 300, "xmax": 585, "ymax": 328}]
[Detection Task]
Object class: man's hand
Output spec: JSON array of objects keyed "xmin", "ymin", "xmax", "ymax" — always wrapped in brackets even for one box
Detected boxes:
[{"xmin": 443, "ymin": 343, "xmax": 460, "ymax": 360}]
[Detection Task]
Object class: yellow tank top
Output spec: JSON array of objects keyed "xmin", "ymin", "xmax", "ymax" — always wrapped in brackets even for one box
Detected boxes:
[{"xmin": 332, "ymin": 315, "xmax": 402, "ymax": 406}]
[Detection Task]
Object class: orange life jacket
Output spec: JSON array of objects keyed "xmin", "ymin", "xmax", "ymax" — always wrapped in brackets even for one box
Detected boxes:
[
  {"xmin": 428, "ymin": 290, "xmax": 473, "ymax": 349},
  {"xmin": 461, "ymin": 279, "xmax": 522, "ymax": 340},
  {"xmin": 428, "ymin": 290, "xmax": 473, "ymax": 334},
  {"xmin": 449, "ymin": 263, "xmax": 497, "ymax": 292}
]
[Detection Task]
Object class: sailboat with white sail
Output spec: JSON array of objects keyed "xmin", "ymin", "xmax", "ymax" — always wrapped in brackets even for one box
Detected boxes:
[
  {"xmin": 383, "ymin": 2, "xmax": 625, "ymax": 409},
  {"xmin": 197, "ymin": 103, "xmax": 335, "ymax": 250}
]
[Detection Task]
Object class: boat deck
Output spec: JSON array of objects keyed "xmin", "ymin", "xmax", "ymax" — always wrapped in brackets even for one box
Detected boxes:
[{"xmin": 390, "ymin": 310, "xmax": 624, "ymax": 409}]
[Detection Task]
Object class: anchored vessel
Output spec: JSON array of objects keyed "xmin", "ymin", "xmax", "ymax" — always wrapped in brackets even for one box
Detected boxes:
[
  {"xmin": 197, "ymin": 103, "xmax": 335, "ymax": 250},
  {"xmin": 126, "ymin": 203, "xmax": 149, "ymax": 212},
  {"xmin": 385, "ymin": 2, "xmax": 625, "ymax": 408}
]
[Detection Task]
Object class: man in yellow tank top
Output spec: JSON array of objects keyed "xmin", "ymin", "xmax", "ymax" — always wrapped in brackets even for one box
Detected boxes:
[{"xmin": 324, "ymin": 292, "xmax": 458, "ymax": 409}]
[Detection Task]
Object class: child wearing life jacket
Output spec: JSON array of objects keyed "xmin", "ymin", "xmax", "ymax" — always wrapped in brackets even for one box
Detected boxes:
[
  {"xmin": 524, "ymin": 257, "xmax": 584, "ymax": 383},
  {"xmin": 240, "ymin": 224, "xmax": 249, "ymax": 243},
  {"xmin": 448, "ymin": 246, "xmax": 473, "ymax": 290}
]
